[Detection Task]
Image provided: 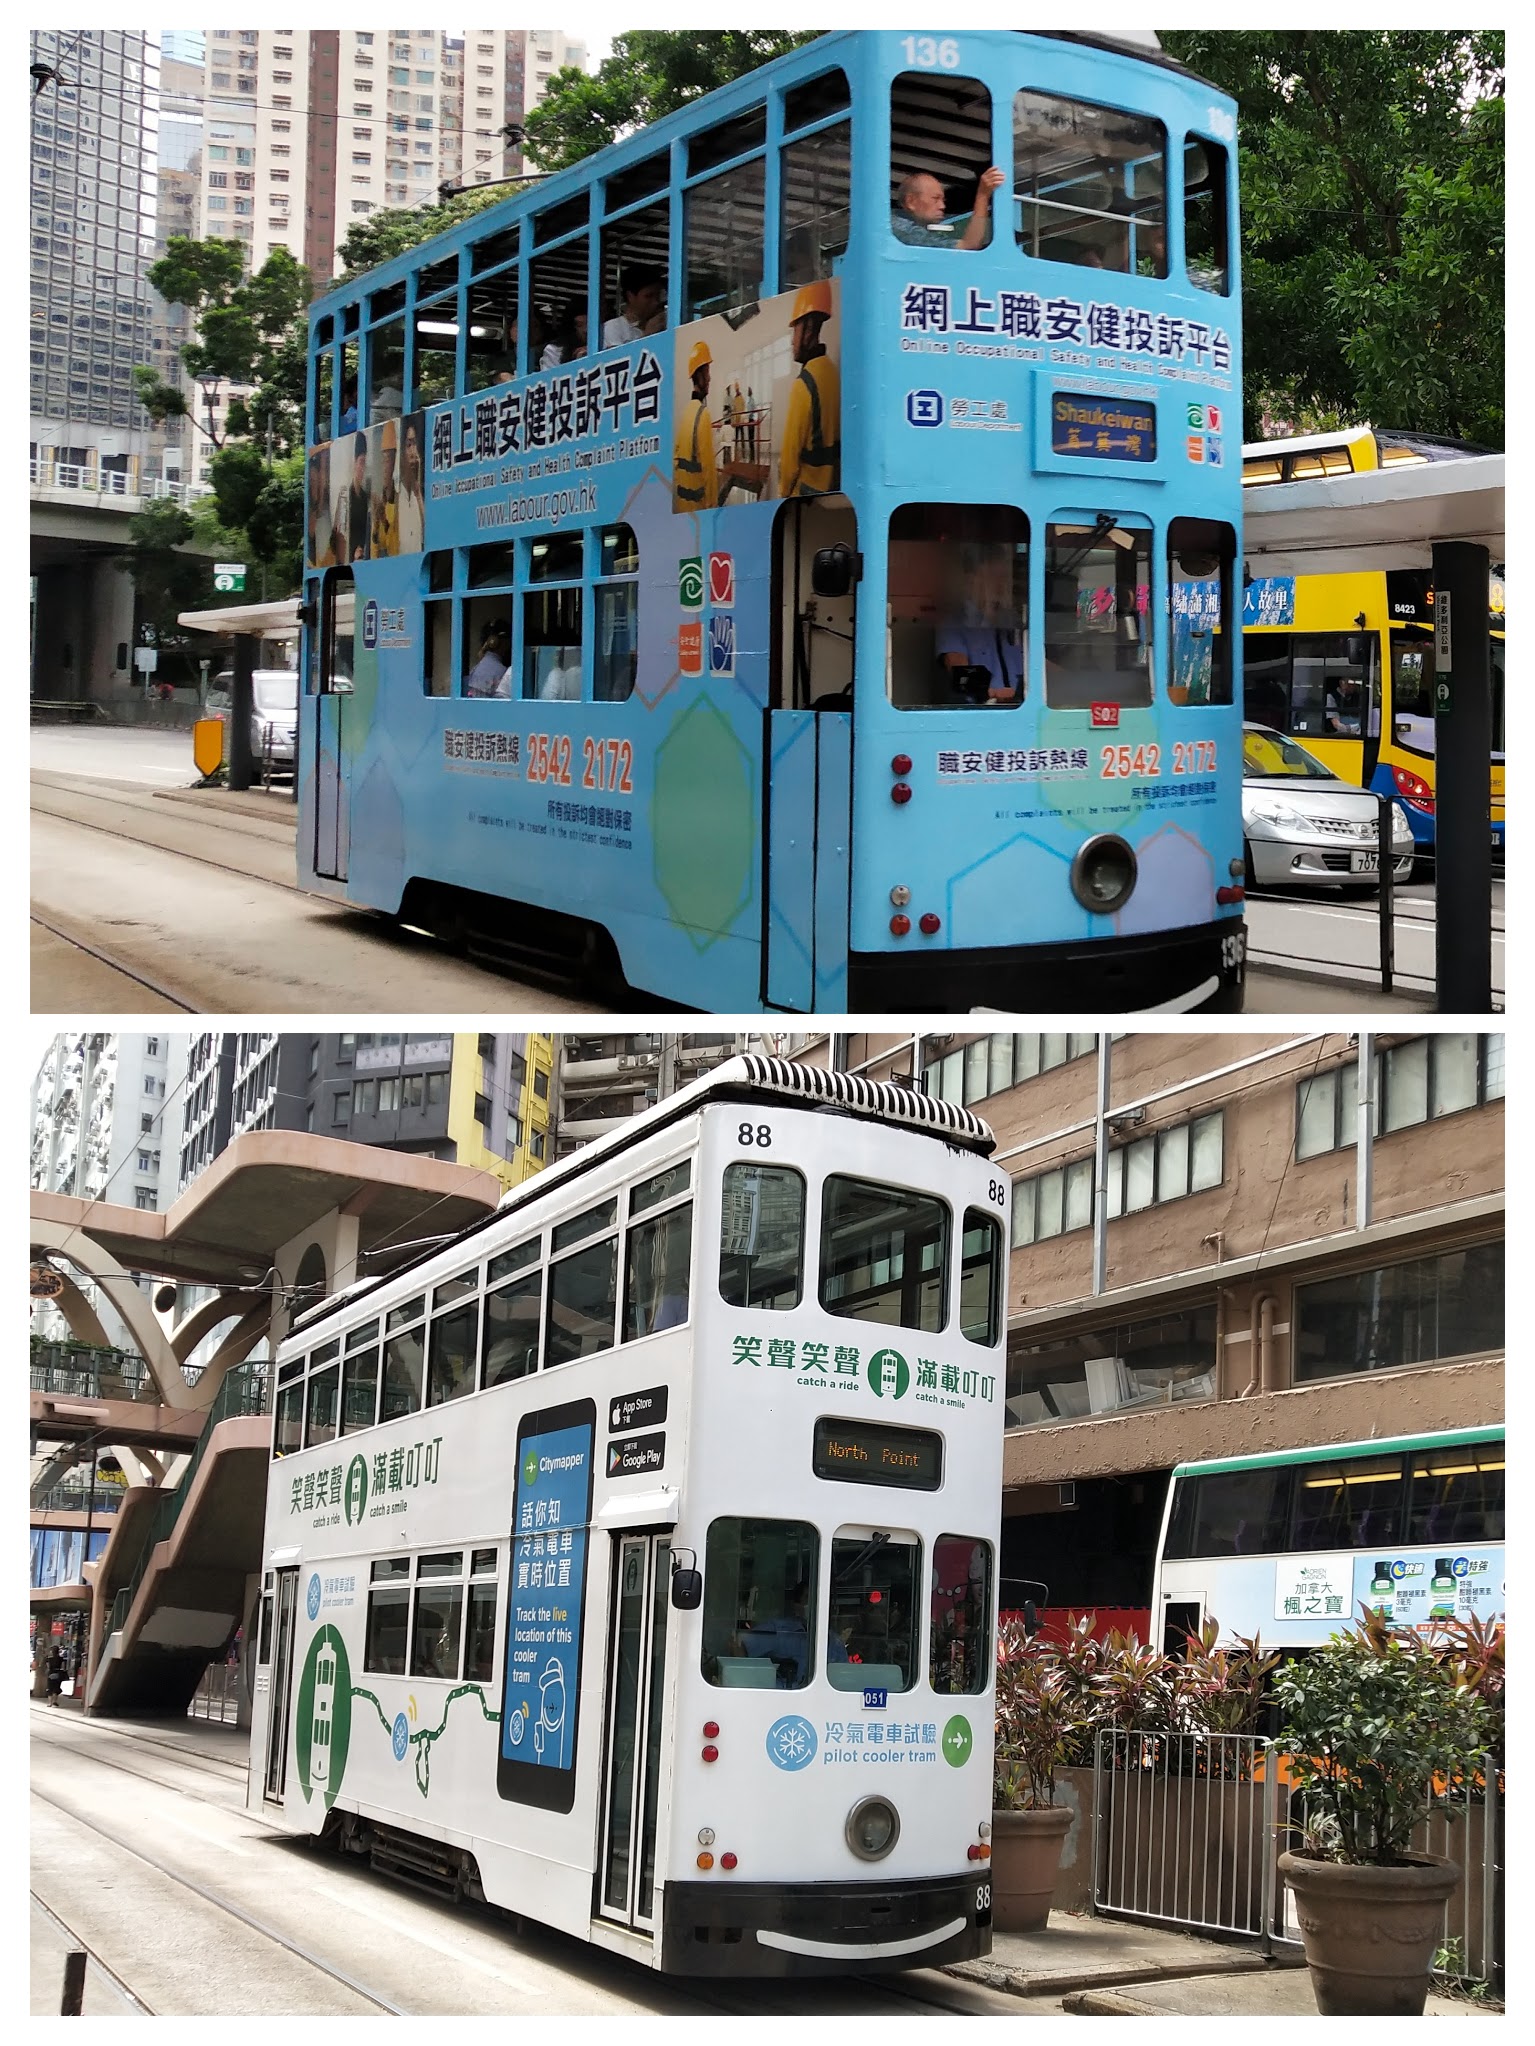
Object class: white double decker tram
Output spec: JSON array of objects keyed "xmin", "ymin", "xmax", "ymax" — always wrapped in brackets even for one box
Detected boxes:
[{"xmin": 249, "ymin": 1058, "xmax": 1007, "ymax": 1976}]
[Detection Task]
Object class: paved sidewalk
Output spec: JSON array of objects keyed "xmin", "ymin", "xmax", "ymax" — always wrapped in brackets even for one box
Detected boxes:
[{"xmin": 947, "ymin": 1910, "xmax": 1495, "ymax": 2016}]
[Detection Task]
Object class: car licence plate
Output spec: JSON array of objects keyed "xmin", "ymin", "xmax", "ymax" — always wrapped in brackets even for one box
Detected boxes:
[{"xmin": 1351, "ymin": 852, "xmax": 1379, "ymax": 873}]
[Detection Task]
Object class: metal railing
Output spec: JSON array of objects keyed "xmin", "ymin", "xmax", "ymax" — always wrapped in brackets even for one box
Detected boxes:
[
  {"xmin": 36, "ymin": 1484, "xmax": 125, "ymax": 1517},
  {"xmin": 187, "ymin": 1660, "xmax": 243, "ymax": 1726},
  {"xmin": 1092, "ymin": 1729, "xmax": 1504, "ymax": 1995},
  {"xmin": 30, "ymin": 1340, "xmax": 151, "ymax": 1402},
  {"xmin": 28, "ymin": 455, "xmax": 211, "ymax": 507}
]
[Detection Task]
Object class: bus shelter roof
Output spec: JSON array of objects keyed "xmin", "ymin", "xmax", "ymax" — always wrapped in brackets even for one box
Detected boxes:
[
  {"xmin": 176, "ymin": 597, "xmax": 303, "ymax": 639},
  {"xmin": 1242, "ymin": 454, "xmax": 1503, "ymax": 578}
]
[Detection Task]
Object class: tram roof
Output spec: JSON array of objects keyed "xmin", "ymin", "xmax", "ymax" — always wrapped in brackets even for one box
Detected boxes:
[{"xmin": 289, "ymin": 1056, "xmax": 995, "ymax": 1337}]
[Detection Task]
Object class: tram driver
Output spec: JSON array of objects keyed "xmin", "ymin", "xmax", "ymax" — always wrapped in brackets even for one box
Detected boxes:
[{"xmin": 737, "ymin": 1579, "xmax": 850, "ymax": 1686}]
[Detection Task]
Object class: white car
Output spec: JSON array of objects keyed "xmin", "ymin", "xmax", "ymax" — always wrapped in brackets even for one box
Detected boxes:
[
  {"xmin": 1242, "ymin": 723, "xmax": 1413, "ymax": 889},
  {"xmin": 206, "ymin": 668, "xmax": 298, "ymax": 771}
]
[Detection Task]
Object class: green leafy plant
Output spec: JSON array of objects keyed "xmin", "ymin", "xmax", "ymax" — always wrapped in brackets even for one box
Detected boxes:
[
  {"xmin": 1273, "ymin": 1606, "xmax": 1493, "ymax": 1865},
  {"xmin": 994, "ymin": 1617, "xmax": 1078, "ymax": 1809}
]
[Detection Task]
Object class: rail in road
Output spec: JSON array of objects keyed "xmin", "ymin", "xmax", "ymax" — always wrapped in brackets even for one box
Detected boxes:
[{"xmin": 29, "ymin": 1709, "xmax": 1022, "ymax": 2018}]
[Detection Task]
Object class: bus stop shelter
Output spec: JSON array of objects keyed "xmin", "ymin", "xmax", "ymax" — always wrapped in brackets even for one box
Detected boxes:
[{"xmin": 176, "ymin": 596, "xmax": 304, "ymax": 791}]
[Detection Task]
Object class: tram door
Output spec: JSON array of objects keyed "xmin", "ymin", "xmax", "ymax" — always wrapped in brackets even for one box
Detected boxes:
[
  {"xmin": 596, "ymin": 1534, "xmax": 671, "ymax": 1933},
  {"xmin": 263, "ymin": 1567, "xmax": 299, "ymax": 1802},
  {"xmin": 313, "ymin": 568, "xmax": 355, "ymax": 881},
  {"xmin": 764, "ymin": 499, "xmax": 855, "ymax": 1010}
]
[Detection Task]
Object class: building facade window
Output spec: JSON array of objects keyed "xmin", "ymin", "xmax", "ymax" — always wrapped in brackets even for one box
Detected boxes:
[
  {"xmin": 926, "ymin": 1032, "xmax": 1096, "ymax": 1108},
  {"xmin": 1010, "ymin": 1111, "xmax": 1223, "ymax": 1246},
  {"xmin": 1006, "ymin": 1306, "xmax": 1218, "ymax": 1429},
  {"xmin": 1292, "ymin": 1239, "xmax": 1503, "ymax": 1384},
  {"xmin": 1296, "ymin": 1034, "xmax": 1504, "ymax": 1160}
]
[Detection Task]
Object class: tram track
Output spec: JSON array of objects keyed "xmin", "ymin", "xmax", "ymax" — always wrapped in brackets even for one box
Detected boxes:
[
  {"xmin": 30, "ymin": 909, "xmax": 204, "ymax": 1010},
  {"xmin": 31, "ymin": 1889, "xmax": 157, "ymax": 2015}
]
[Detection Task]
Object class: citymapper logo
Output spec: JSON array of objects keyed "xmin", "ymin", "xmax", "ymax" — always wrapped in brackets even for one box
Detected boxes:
[
  {"xmin": 362, "ymin": 597, "xmax": 380, "ymax": 649},
  {"xmin": 306, "ymin": 1572, "xmax": 322, "ymax": 1622},
  {"xmin": 344, "ymin": 1454, "xmax": 368, "ymax": 1526},
  {"xmin": 907, "ymin": 389, "xmax": 945, "ymax": 428},
  {"xmin": 765, "ymin": 1715, "xmax": 817, "ymax": 1771},
  {"xmin": 522, "ymin": 1448, "xmax": 540, "ymax": 1488},
  {"xmin": 866, "ymin": 1347, "xmax": 910, "ymax": 1400}
]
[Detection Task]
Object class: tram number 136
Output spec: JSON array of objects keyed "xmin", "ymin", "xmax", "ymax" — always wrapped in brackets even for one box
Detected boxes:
[{"xmin": 975, "ymin": 1880, "xmax": 993, "ymax": 1926}]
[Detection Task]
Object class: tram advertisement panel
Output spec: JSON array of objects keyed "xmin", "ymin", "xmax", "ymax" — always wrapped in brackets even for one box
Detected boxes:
[{"xmin": 498, "ymin": 1399, "xmax": 595, "ymax": 1812}]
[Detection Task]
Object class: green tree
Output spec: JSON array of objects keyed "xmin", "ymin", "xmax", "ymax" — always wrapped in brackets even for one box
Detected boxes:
[
  {"xmin": 334, "ymin": 184, "xmax": 507, "ymax": 282},
  {"xmin": 124, "ymin": 497, "xmax": 256, "ymax": 685},
  {"xmin": 1160, "ymin": 31, "xmax": 1504, "ymax": 444},
  {"xmin": 134, "ymin": 238, "xmax": 313, "ymax": 453},
  {"xmin": 523, "ymin": 31, "xmax": 818, "ymax": 170}
]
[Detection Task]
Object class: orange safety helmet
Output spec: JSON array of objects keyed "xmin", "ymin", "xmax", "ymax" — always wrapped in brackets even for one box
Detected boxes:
[
  {"xmin": 790, "ymin": 280, "xmax": 833, "ymax": 323},
  {"xmin": 687, "ymin": 339, "xmax": 713, "ymax": 378},
  {"xmin": 378, "ymin": 417, "xmax": 398, "ymax": 450}
]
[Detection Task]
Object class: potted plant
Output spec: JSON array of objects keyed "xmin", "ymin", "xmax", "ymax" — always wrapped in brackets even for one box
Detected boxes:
[
  {"xmin": 1273, "ymin": 1607, "xmax": 1494, "ymax": 2015},
  {"xmin": 991, "ymin": 1617, "xmax": 1076, "ymax": 1931}
]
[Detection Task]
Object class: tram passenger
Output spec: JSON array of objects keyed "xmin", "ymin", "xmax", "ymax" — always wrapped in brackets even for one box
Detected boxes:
[
  {"xmin": 891, "ymin": 166, "xmax": 1006, "ymax": 250},
  {"xmin": 937, "ymin": 543, "xmax": 1024, "ymax": 703},
  {"xmin": 465, "ymin": 619, "xmax": 512, "ymax": 697},
  {"xmin": 602, "ymin": 264, "xmax": 665, "ymax": 348}
]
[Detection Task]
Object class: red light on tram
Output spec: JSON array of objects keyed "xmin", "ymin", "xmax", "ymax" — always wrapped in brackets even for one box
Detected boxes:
[
  {"xmin": 703, "ymin": 1722, "xmax": 719, "ymax": 1739},
  {"xmin": 968, "ymin": 1843, "xmax": 983, "ymax": 1861},
  {"xmin": 720, "ymin": 1852, "xmax": 738, "ymax": 1871},
  {"xmin": 891, "ymin": 783, "xmax": 913, "ymax": 805},
  {"xmin": 702, "ymin": 1745, "xmax": 719, "ymax": 1763},
  {"xmin": 891, "ymin": 753, "xmax": 912, "ymax": 776},
  {"xmin": 867, "ymin": 1590, "xmax": 882, "ymax": 1604},
  {"xmin": 1215, "ymin": 885, "xmax": 1245, "ymax": 905},
  {"xmin": 919, "ymin": 913, "xmax": 941, "ymax": 935},
  {"xmin": 890, "ymin": 914, "xmax": 911, "ymax": 937}
]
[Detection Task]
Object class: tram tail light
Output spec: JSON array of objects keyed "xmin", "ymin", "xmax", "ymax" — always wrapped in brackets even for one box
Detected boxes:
[
  {"xmin": 890, "ymin": 914, "xmax": 911, "ymax": 937},
  {"xmin": 1216, "ymin": 885, "xmax": 1244, "ymax": 905},
  {"xmin": 1392, "ymin": 766, "xmax": 1435, "ymax": 813},
  {"xmin": 891, "ymin": 754, "xmax": 912, "ymax": 776},
  {"xmin": 967, "ymin": 1842, "xmax": 992, "ymax": 1861},
  {"xmin": 703, "ymin": 1721, "xmax": 719, "ymax": 1738},
  {"xmin": 891, "ymin": 783, "xmax": 912, "ymax": 805},
  {"xmin": 720, "ymin": 1852, "xmax": 738, "ymax": 1871},
  {"xmin": 697, "ymin": 1852, "xmax": 715, "ymax": 1870},
  {"xmin": 919, "ymin": 912, "xmax": 941, "ymax": 934},
  {"xmin": 702, "ymin": 1745, "xmax": 719, "ymax": 1763}
]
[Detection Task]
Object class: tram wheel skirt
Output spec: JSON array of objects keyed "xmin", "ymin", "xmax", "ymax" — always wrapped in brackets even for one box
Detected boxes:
[{"xmin": 660, "ymin": 1873, "xmax": 989, "ymax": 1976}]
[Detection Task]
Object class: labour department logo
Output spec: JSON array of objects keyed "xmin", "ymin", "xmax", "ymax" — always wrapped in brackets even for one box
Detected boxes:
[
  {"xmin": 765, "ymin": 1715, "xmax": 817, "ymax": 1772},
  {"xmin": 306, "ymin": 1572, "xmax": 322, "ymax": 1622}
]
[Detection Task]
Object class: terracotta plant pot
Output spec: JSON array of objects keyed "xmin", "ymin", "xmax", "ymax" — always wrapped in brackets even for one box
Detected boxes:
[
  {"xmin": 991, "ymin": 1806, "xmax": 1073, "ymax": 1933},
  {"xmin": 1279, "ymin": 1850, "xmax": 1460, "ymax": 2015}
]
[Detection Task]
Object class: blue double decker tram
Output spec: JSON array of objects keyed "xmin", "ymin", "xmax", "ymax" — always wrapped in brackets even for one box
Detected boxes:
[{"xmin": 300, "ymin": 29, "xmax": 1246, "ymax": 1011}]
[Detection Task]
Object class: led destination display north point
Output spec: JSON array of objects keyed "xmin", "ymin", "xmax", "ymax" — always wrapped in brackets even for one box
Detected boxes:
[{"xmin": 812, "ymin": 1417, "xmax": 943, "ymax": 1490}]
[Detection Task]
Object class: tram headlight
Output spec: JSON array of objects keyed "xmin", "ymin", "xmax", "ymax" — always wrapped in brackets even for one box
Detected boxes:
[
  {"xmin": 845, "ymin": 1795, "xmax": 901, "ymax": 1862},
  {"xmin": 1069, "ymin": 834, "xmax": 1138, "ymax": 914}
]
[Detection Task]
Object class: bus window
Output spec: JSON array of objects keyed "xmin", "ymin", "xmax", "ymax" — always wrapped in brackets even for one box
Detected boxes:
[
  {"xmin": 1014, "ymin": 92, "xmax": 1167, "ymax": 275},
  {"xmin": 1164, "ymin": 1465, "xmax": 1292, "ymax": 1559},
  {"xmin": 545, "ymin": 1205, "xmax": 618, "ymax": 1368},
  {"xmin": 929, "ymin": 1535, "xmax": 991, "ymax": 1696},
  {"xmin": 887, "ymin": 504, "xmax": 1027, "ymax": 709},
  {"xmin": 1269, "ymin": 633, "xmax": 1375, "ymax": 738},
  {"xmin": 482, "ymin": 1268, "xmax": 543, "ymax": 1386},
  {"xmin": 702, "ymin": 1516, "xmax": 818, "ymax": 1690},
  {"xmin": 427, "ymin": 1299, "xmax": 478, "ymax": 1407},
  {"xmin": 525, "ymin": 531, "xmax": 584, "ymax": 700},
  {"xmin": 959, "ymin": 1208, "xmax": 1002, "ymax": 1346},
  {"xmin": 368, "ymin": 317, "xmax": 405, "ymax": 424},
  {"xmin": 623, "ymin": 1171, "xmax": 692, "ymax": 1340},
  {"xmin": 719, "ymin": 1162, "xmax": 805, "ymax": 1310},
  {"xmin": 595, "ymin": 524, "xmax": 640, "ymax": 702},
  {"xmin": 1168, "ymin": 517, "xmax": 1235, "ymax": 705},
  {"xmin": 365, "ymin": 1559, "xmax": 410, "ymax": 1675},
  {"xmin": 820, "ymin": 1176, "xmax": 948, "ymax": 1335},
  {"xmin": 685, "ymin": 158, "xmax": 765, "ymax": 321},
  {"xmin": 1290, "ymin": 1453, "xmax": 1405, "ymax": 1552},
  {"xmin": 781, "ymin": 118, "xmax": 850, "ymax": 289},
  {"xmin": 600, "ymin": 198, "xmax": 668, "ymax": 350},
  {"xmin": 1407, "ymin": 1442, "xmax": 1504, "ymax": 1546},
  {"xmin": 411, "ymin": 1554, "xmax": 465, "ymax": 1679},
  {"xmin": 1043, "ymin": 518, "xmax": 1152, "ymax": 710},
  {"xmin": 530, "ymin": 232, "xmax": 589, "ymax": 371},
  {"xmin": 828, "ymin": 1528, "xmax": 919, "ymax": 1692},
  {"xmin": 340, "ymin": 1321, "xmax": 380, "ymax": 1433},
  {"xmin": 465, "ymin": 268, "xmax": 519, "ymax": 389},
  {"xmin": 889, "ymin": 71, "xmax": 994, "ymax": 251},
  {"xmin": 380, "ymin": 1318, "xmax": 426, "ymax": 1421},
  {"xmin": 1183, "ymin": 137, "xmax": 1230, "ymax": 295}
]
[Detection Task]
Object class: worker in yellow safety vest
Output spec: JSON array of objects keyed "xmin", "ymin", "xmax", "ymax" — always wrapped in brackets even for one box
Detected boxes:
[
  {"xmin": 778, "ymin": 280, "xmax": 841, "ymax": 500},
  {"xmin": 673, "ymin": 339, "xmax": 718, "ymax": 512}
]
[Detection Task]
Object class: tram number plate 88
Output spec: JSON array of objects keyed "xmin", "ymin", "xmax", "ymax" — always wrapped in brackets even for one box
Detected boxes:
[{"xmin": 975, "ymin": 1880, "xmax": 993, "ymax": 1926}]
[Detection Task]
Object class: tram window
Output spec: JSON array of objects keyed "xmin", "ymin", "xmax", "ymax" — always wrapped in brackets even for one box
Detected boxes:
[
  {"xmin": 412, "ymin": 1559, "xmax": 465, "ymax": 1679},
  {"xmin": 599, "ymin": 200, "xmax": 669, "ymax": 351},
  {"xmin": 368, "ymin": 317, "xmax": 404, "ymax": 424},
  {"xmin": 595, "ymin": 525, "xmax": 640, "ymax": 703},
  {"xmin": 632, "ymin": 1160, "xmax": 690, "ymax": 1213},
  {"xmin": 1168, "ymin": 518, "xmax": 1235, "ymax": 706},
  {"xmin": 1013, "ymin": 92, "xmax": 1167, "ymax": 276},
  {"xmin": 524, "ymin": 586, "xmax": 583, "ymax": 702},
  {"xmin": 1407, "ymin": 1444, "xmax": 1504, "ymax": 1546},
  {"xmin": 469, "ymin": 541, "xmax": 517, "ymax": 589},
  {"xmin": 702, "ymin": 1516, "xmax": 819, "ymax": 1690},
  {"xmin": 889, "ymin": 71, "xmax": 994, "ymax": 252},
  {"xmin": 466, "ymin": 1577, "xmax": 498, "ymax": 1683},
  {"xmin": 828, "ymin": 1527, "xmax": 919, "ymax": 1692},
  {"xmin": 365, "ymin": 1565, "xmax": 410, "ymax": 1676},
  {"xmin": 624, "ymin": 1196, "xmax": 693, "ymax": 1341},
  {"xmin": 529, "ymin": 233, "xmax": 589, "ymax": 373},
  {"xmin": 305, "ymin": 1359, "xmax": 340, "ymax": 1448},
  {"xmin": 427, "ymin": 1301, "xmax": 478, "ymax": 1407},
  {"xmin": 785, "ymin": 68, "xmax": 850, "ymax": 133},
  {"xmin": 820, "ymin": 1175, "xmax": 949, "ymax": 1335},
  {"xmin": 685, "ymin": 158, "xmax": 766, "ymax": 321},
  {"xmin": 488, "ymin": 1240, "xmax": 539, "ymax": 1285},
  {"xmin": 886, "ymin": 504, "xmax": 1027, "ymax": 709},
  {"xmin": 959, "ymin": 1208, "xmax": 1003, "ymax": 1347},
  {"xmin": 468, "ymin": 229, "xmax": 515, "ymax": 279},
  {"xmin": 380, "ymin": 1323, "xmax": 426, "ymax": 1421},
  {"xmin": 462, "ymin": 598, "xmax": 512, "ymax": 699},
  {"xmin": 412, "ymin": 294, "xmax": 460, "ymax": 410},
  {"xmin": 482, "ymin": 1269, "xmax": 542, "ymax": 1386},
  {"xmin": 719, "ymin": 1163, "xmax": 805, "ymax": 1311},
  {"xmin": 554, "ymin": 1196, "xmax": 616, "ymax": 1250},
  {"xmin": 313, "ymin": 347, "xmax": 333, "ymax": 442},
  {"xmin": 1291, "ymin": 1454, "xmax": 1406, "ymax": 1553},
  {"xmin": 781, "ymin": 120, "xmax": 850, "ymax": 290},
  {"xmin": 929, "ymin": 1535, "xmax": 992, "ymax": 1696},
  {"xmin": 423, "ymin": 598, "xmax": 453, "ymax": 696},
  {"xmin": 387, "ymin": 1295, "xmax": 425, "ymax": 1331},
  {"xmin": 1184, "ymin": 137, "xmax": 1230, "ymax": 295},
  {"xmin": 257, "ymin": 1593, "xmax": 273, "ymax": 1664},
  {"xmin": 274, "ymin": 1379, "xmax": 304, "ymax": 1457},
  {"xmin": 464, "ymin": 269, "xmax": 519, "ymax": 389},
  {"xmin": 435, "ymin": 1271, "xmax": 478, "ymax": 1308},
  {"xmin": 339, "ymin": 338, "xmax": 359, "ymax": 433},
  {"xmin": 1043, "ymin": 519, "xmax": 1153, "ymax": 710},
  {"xmin": 340, "ymin": 1329, "xmax": 380, "ymax": 1435},
  {"xmin": 546, "ymin": 1232, "xmax": 619, "ymax": 1369}
]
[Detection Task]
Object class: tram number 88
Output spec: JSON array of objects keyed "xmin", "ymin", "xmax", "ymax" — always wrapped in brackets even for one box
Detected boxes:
[
  {"xmin": 975, "ymin": 1880, "xmax": 993, "ymax": 1925},
  {"xmin": 737, "ymin": 1122, "xmax": 773, "ymax": 1147}
]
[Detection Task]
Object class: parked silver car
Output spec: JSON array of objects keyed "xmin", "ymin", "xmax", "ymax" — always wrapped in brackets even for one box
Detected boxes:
[
  {"xmin": 1242, "ymin": 723, "xmax": 1413, "ymax": 888},
  {"xmin": 207, "ymin": 668, "xmax": 298, "ymax": 771}
]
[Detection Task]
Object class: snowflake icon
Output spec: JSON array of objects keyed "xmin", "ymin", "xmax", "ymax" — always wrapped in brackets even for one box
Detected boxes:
[{"xmin": 765, "ymin": 1715, "xmax": 818, "ymax": 1772}]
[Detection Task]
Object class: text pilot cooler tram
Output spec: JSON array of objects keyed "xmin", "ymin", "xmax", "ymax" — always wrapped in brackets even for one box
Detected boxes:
[
  {"xmin": 298, "ymin": 29, "xmax": 1246, "ymax": 1011},
  {"xmin": 249, "ymin": 1059, "xmax": 1007, "ymax": 1974}
]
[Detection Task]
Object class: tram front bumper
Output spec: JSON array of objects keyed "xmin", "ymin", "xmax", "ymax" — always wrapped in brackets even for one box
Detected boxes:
[{"xmin": 660, "ymin": 1871, "xmax": 990, "ymax": 1976}]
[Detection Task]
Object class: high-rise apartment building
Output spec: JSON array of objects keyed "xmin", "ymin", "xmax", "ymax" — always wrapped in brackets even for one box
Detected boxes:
[
  {"xmin": 31, "ymin": 1032, "xmax": 184, "ymax": 1214},
  {"xmin": 457, "ymin": 29, "xmax": 587, "ymax": 188}
]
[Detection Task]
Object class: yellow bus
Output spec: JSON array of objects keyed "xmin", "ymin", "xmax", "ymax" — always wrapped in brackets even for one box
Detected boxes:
[{"xmin": 1241, "ymin": 429, "xmax": 1504, "ymax": 864}]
